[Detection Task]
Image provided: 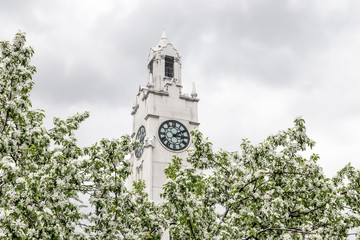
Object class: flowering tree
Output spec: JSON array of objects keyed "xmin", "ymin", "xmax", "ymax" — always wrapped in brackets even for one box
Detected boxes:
[
  {"xmin": 162, "ymin": 119, "xmax": 360, "ymax": 239},
  {"xmin": 1, "ymin": 32, "xmax": 360, "ymax": 240},
  {"xmin": 0, "ymin": 32, "xmax": 163, "ymax": 239}
]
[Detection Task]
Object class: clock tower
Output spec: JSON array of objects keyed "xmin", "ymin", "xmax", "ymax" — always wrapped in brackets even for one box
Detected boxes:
[{"xmin": 129, "ymin": 32, "xmax": 200, "ymax": 202}]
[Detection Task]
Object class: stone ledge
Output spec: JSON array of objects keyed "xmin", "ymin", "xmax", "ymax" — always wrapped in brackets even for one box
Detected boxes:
[
  {"xmin": 189, "ymin": 121, "xmax": 200, "ymax": 126},
  {"xmin": 179, "ymin": 95, "xmax": 200, "ymax": 102},
  {"xmin": 145, "ymin": 114, "xmax": 160, "ymax": 120}
]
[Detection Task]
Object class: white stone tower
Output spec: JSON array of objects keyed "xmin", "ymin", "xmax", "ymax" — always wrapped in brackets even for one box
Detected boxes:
[{"xmin": 129, "ymin": 32, "xmax": 200, "ymax": 202}]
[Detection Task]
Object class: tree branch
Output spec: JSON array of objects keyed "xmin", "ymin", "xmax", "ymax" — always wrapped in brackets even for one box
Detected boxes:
[
  {"xmin": 213, "ymin": 204, "xmax": 232, "ymax": 237},
  {"xmin": 188, "ymin": 220, "xmax": 197, "ymax": 239}
]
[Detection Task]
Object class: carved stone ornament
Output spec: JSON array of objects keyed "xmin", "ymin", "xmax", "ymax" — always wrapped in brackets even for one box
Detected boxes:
[{"xmin": 144, "ymin": 135, "xmax": 155, "ymax": 148}]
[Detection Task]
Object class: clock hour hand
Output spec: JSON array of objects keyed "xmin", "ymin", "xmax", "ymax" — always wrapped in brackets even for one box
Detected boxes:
[{"xmin": 174, "ymin": 132, "xmax": 183, "ymax": 137}]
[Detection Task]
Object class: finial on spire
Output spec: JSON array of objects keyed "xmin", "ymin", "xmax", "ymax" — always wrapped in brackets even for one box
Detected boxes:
[
  {"xmin": 191, "ymin": 82, "xmax": 198, "ymax": 98},
  {"xmin": 161, "ymin": 30, "xmax": 167, "ymax": 39},
  {"xmin": 156, "ymin": 30, "xmax": 170, "ymax": 48}
]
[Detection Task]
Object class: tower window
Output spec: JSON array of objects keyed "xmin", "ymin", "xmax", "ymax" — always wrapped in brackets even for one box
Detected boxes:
[
  {"xmin": 165, "ymin": 56, "xmax": 174, "ymax": 78},
  {"xmin": 148, "ymin": 60, "xmax": 153, "ymax": 74}
]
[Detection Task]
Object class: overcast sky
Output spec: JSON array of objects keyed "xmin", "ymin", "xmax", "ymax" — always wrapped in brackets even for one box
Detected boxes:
[{"xmin": 1, "ymin": 0, "xmax": 360, "ymax": 176}]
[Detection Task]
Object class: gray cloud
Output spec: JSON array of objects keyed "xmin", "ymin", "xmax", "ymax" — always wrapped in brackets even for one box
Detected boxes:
[
  {"xmin": 32, "ymin": 57, "xmax": 126, "ymax": 106},
  {"xmin": 2, "ymin": 0, "xmax": 360, "ymax": 177}
]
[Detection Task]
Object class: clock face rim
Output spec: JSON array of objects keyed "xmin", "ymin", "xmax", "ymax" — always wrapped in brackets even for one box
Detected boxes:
[
  {"xmin": 158, "ymin": 120, "xmax": 190, "ymax": 152},
  {"xmin": 135, "ymin": 125, "xmax": 146, "ymax": 158}
]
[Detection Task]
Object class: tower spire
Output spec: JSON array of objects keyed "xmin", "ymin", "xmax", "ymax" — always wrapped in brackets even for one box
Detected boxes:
[
  {"xmin": 191, "ymin": 82, "xmax": 198, "ymax": 98},
  {"xmin": 148, "ymin": 31, "xmax": 182, "ymax": 90},
  {"xmin": 161, "ymin": 30, "xmax": 167, "ymax": 39},
  {"xmin": 157, "ymin": 31, "xmax": 170, "ymax": 48}
]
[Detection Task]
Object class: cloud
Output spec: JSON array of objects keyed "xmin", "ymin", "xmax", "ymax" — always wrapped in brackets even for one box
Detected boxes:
[
  {"xmin": 32, "ymin": 55, "xmax": 129, "ymax": 106},
  {"xmin": 2, "ymin": 0, "xmax": 360, "ymax": 177}
]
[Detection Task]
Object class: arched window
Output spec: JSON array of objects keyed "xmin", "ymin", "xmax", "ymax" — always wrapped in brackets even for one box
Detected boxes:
[
  {"xmin": 165, "ymin": 56, "xmax": 174, "ymax": 78},
  {"xmin": 148, "ymin": 60, "xmax": 153, "ymax": 74}
]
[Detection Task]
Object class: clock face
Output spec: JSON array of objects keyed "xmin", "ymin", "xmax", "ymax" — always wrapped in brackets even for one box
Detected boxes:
[
  {"xmin": 135, "ymin": 126, "xmax": 146, "ymax": 158},
  {"xmin": 158, "ymin": 120, "xmax": 190, "ymax": 151}
]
